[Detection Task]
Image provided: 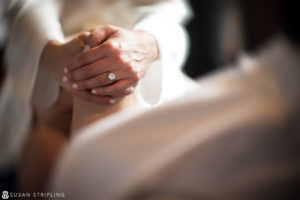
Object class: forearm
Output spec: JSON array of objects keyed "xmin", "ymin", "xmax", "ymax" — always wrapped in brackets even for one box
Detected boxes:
[
  {"xmin": 128, "ymin": 0, "xmax": 193, "ymax": 105},
  {"xmin": 39, "ymin": 40, "xmax": 66, "ymax": 86},
  {"xmin": 133, "ymin": 0, "xmax": 192, "ymax": 68},
  {"xmin": 1, "ymin": 0, "xmax": 65, "ymax": 167},
  {"xmin": 71, "ymin": 94, "xmax": 135, "ymax": 135}
]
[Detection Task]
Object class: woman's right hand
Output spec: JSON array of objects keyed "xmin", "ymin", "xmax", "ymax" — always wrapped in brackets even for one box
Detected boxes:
[{"xmin": 63, "ymin": 25, "xmax": 159, "ymax": 99}]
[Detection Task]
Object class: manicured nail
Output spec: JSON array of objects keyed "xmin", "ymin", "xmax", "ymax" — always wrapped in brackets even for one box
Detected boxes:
[
  {"xmin": 125, "ymin": 87, "xmax": 133, "ymax": 93},
  {"xmin": 64, "ymin": 68, "xmax": 68, "ymax": 73},
  {"xmin": 111, "ymin": 42, "xmax": 120, "ymax": 48},
  {"xmin": 72, "ymin": 83, "xmax": 78, "ymax": 89},
  {"xmin": 83, "ymin": 45, "xmax": 90, "ymax": 52},
  {"xmin": 91, "ymin": 89, "xmax": 97, "ymax": 94},
  {"xmin": 109, "ymin": 99, "xmax": 115, "ymax": 104},
  {"xmin": 62, "ymin": 76, "xmax": 68, "ymax": 82}
]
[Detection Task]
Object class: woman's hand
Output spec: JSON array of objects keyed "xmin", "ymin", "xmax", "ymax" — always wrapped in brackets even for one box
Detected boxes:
[
  {"xmin": 39, "ymin": 33, "xmax": 116, "ymax": 105},
  {"xmin": 63, "ymin": 25, "xmax": 159, "ymax": 97}
]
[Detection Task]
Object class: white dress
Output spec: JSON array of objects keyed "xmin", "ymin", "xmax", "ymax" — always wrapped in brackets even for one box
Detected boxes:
[
  {"xmin": 0, "ymin": 0, "xmax": 197, "ymax": 169},
  {"xmin": 52, "ymin": 37, "xmax": 300, "ymax": 199}
]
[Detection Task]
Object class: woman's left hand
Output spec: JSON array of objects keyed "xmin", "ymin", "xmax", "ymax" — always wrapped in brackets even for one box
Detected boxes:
[{"xmin": 63, "ymin": 25, "xmax": 159, "ymax": 97}]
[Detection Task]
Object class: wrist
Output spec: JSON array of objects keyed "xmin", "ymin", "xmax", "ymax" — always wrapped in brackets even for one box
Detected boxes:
[
  {"xmin": 39, "ymin": 40, "xmax": 68, "ymax": 86},
  {"xmin": 135, "ymin": 30, "xmax": 160, "ymax": 62},
  {"xmin": 40, "ymin": 40, "xmax": 63, "ymax": 71}
]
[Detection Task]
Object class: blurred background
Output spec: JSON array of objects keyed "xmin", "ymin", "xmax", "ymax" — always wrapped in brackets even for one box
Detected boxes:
[
  {"xmin": 184, "ymin": 0, "xmax": 298, "ymax": 78},
  {"xmin": 0, "ymin": 0, "xmax": 6, "ymax": 87},
  {"xmin": 0, "ymin": 0, "xmax": 299, "ymax": 81},
  {"xmin": 0, "ymin": 0, "xmax": 299, "ymax": 197}
]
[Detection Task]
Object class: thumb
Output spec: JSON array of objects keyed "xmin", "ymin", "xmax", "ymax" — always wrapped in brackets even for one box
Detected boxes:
[
  {"xmin": 78, "ymin": 31, "xmax": 91, "ymax": 43},
  {"xmin": 78, "ymin": 32, "xmax": 91, "ymax": 52},
  {"xmin": 87, "ymin": 25, "xmax": 117, "ymax": 48}
]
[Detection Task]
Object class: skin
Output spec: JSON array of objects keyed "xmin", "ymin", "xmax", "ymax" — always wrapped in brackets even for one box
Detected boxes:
[
  {"xmin": 40, "ymin": 32, "xmax": 116, "ymax": 105},
  {"xmin": 19, "ymin": 25, "xmax": 160, "ymax": 191},
  {"xmin": 63, "ymin": 25, "xmax": 159, "ymax": 102},
  {"xmin": 19, "ymin": 35, "xmax": 88, "ymax": 192}
]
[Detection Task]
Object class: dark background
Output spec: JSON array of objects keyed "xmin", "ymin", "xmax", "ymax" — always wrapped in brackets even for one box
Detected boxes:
[
  {"xmin": 0, "ymin": 0, "xmax": 299, "ymax": 193},
  {"xmin": 0, "ymin": 0, "xmax": 299, "ymax": 82},
  {"xmin": 184, "ymin": 0, "xmax": 299, "ymax": 78}
]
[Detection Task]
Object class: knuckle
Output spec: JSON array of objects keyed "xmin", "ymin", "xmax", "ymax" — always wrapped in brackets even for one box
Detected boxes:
[
  {"xmin": 126, "ymin": 65, "xmax": 139, "ymax": 81},
  {"xmin": 105, "ymin": 41, "xmax": 114, "ymax": 50},
  {"xmin": 132, "ymin": 82, "xmax": 138, "ymax": 87},
  {"xmin": 131, "ymin": 72, "xmax": 139, "ymax": 82},
  {"xmin": 121, "ymin": 61, "xmax": 132, "ymax": 72},
  {"xmin": 115, "ymin": 52, "xmax": 123, "ymax": 63},
  {"xmin": 131, "ymin": 70, "xmax": 140, "ymax": 82},
  {"xmin": 106, "ymin": 41, "xmax": 120, "ymax": 52}
]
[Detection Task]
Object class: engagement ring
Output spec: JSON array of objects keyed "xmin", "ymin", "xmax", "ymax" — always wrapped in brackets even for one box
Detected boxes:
[{"xmin": 108, "ymin": 72, "xmax": 116, "ymax": 81}]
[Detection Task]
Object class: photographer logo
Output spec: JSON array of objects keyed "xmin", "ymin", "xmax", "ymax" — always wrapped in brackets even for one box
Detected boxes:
[{"xmin": 2, "ymin": 191, "xmax": 9, "ymax": 199}]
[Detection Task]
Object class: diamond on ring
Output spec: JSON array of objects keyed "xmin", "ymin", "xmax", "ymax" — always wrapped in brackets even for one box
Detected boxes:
[{"xmin": 108, "ymin": 72, "xmax": 116, "ymax": 81}]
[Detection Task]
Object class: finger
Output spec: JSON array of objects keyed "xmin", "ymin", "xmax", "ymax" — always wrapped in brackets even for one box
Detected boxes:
[
  {"xmin": 78, "ymin": 32, "xmax": 91, "ymax": 43},
  {"xmin": 72, "ymin": 90, "xmax": 115, "ymax": 105},
  {"xmin": 65, "ymin": 40, "xmax": 119, "ymax": 72},
  {"xmin": 79, "ymin": 32, "xmax": 91, "ymax": 52},
  {"xmin": 65, "ymin": 57, "xmax": 116, "ymax": 82},
  {"xmin": 72, "ymin": 70, "xmax": 129, "ymax": 90},
  {"xmin": 63, "ymin": 36, "xmax": 87, "ymax": 57},
  {"xmin": 91, "ymin": 79, "xmax": 135, "ymax": 97},
  {"xmin": 87, "ymin": 25, "xmax": 118, "ymax": 48}
]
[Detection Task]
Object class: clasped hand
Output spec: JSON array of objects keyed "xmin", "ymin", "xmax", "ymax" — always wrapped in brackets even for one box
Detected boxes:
[{"xmin": 63, "ymin": 25, "xmax": 159, "ymax": 104}]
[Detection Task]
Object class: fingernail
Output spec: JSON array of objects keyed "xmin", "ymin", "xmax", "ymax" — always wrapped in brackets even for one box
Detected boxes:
[
  {"xmin": 109, "ymin": 99, "xmax": 115, "ymax": 104},
  {"xmin": 72, "ymin": 83, "xmax": 78, "ymax": 89},
  {"xmin": 63, "ymin": 76, "xmax": 68, "ymax": 82},
  {"xmin": 91, "ymin": 89, "xmax": 97, "ymax": 94},
  {"xmin": 120, "ymin": 54, "xmax": 130, "ymax": 62},
  {"xmin": 125, "ymin": 87, "xmax": 133, "ymax": 93},
  {"xmin": 64, "ymin": 68, "xmax": 68, "ymax": 73},
  {"xmin": 83, "ymin": 45, "xmax": 90, "ymax": 52},
  {"xmin": 111, "ymin": 42, "xmax": 120, "ymax": 48}
]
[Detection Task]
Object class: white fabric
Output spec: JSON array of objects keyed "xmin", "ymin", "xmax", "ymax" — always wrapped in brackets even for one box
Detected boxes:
[
  {"xmin": 0, "ymin": 0, "xmax": 65, "ymax": 170},
  {"xmin": 0, "ymin": 0, "xmax": 195, "ymax": 169},
  {"xmin": 51, "ymin": 37, "xmax": 300, "ymax": 199}
]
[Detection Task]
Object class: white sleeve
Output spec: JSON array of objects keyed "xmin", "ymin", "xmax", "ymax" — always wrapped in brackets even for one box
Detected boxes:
[
  {"xmin": 0, "ymin": 0, "xmax": 64, "ymax": 168},
  {"xmin": 132, "ymin": 0, "xmax": 195, "ymax": 105},
  {"xmin": 52, "ymin": 37, "xmax": 300, "ymax": 199}
]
